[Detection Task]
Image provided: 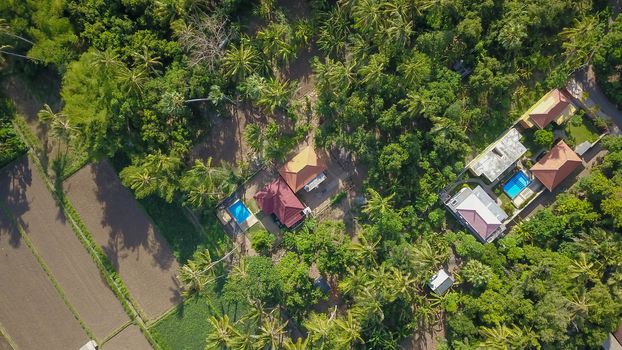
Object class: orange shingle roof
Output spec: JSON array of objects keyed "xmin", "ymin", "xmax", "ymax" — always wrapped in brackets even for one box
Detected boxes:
[
  {"xmin": 530, "ymin": 140, "xmax": 582, "ymax": 191},
  {"xmin": 279, "ymin": 146, "xmax": 327, "ymax": 193},
  {"xmin": 528, "ymin": 89, "xmax": 571, "ymax": 129}
]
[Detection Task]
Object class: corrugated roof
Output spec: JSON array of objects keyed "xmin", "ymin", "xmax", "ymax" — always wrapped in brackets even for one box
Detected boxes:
[
  {"xmin": 254, "ymin": 177, "xmax": 305, "ymax": 228},
  {"xmin": 529, "ymin": 89, "xmax": 571, "ymax": 129},
  {"xmin": 530, "ymin": 140, "xmax": 582, "ymax": 191},
  {"xmin": 428, "ymin": 269, "xmax": 454, "ymax": 295},
  {"xmin": 279, "ymin": 146, "xmax": 327, "ymax": 192}
]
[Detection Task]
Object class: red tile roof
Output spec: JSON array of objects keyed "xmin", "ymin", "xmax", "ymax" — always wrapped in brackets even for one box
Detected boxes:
[
  {"xmin": 530, "ymin": 140, "xmax": 582, "ymax": 191},
  {"xmin": 455, "ymin": 193, "xmax": 502, "ymax": 241},
  {"xmin": 279, "ymin": 146, "xmax": 327, "ymax": 192},
  {"xmin": 254, "ymin": 177, "xmax": 305, "ymax": 228},
  {"xmin": 529, "ymin": 89, "xmax": 571, "ymax": 129}
]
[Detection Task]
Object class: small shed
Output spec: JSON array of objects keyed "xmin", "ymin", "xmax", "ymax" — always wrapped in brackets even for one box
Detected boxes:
[{"xmin": 428, "ymin": 269, "xmax": 454, "ymax": 295}]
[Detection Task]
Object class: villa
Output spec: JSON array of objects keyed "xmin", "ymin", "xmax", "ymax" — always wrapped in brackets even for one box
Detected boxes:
[
  {"xmin": 519, "ymin": 88, "xmax": 577, "ymax": 129},
  {"xmin": 468, "ymin": 128, "xmax": 527, "ymax": 183},
  {"xmin": 279, "ymin": 146, "xmax": 328, "ymax": 193},
  {"xmin": 446, "ymin": 186, "xmax": 508, "ymax": 242},
  {"xmin": 530, "ymin": 140, "xmax": 583, "ymax": 191},
  {"xmin": 254, "ymin": 177, "xmax": 308, "ymax": 229}
]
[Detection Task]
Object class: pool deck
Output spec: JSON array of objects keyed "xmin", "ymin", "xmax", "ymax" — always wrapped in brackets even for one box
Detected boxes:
[{"xmin": 512, "ymin": 178, "xmax": 543, "ymax": 207}]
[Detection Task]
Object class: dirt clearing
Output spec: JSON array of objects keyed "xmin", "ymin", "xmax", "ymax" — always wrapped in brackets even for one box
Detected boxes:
[
  {"xmin": 0, "ymin": 209, "xmax": 88, "ymax": 350},
  {"xmin": 103, "ymin": 325, "xmax": 153, "ymax": 350},
  {"xmin": 64, "ymin": 160, "xmax": 182, "ymax": 320},
  {"xmin": 0, "ymin": 157, "xmax": 129, "ymax": 340}
]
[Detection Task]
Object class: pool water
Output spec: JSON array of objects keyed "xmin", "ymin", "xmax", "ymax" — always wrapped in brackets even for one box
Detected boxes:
[
  {"xmin": 503, "ymin": 171, "xmax": 531, "ymax": 199},
  {"xmin": 228, "ymin": 200, "xmax": 251, "ymax": 223}
]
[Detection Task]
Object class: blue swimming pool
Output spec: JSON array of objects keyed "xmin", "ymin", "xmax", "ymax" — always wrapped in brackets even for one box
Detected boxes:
[
  {"xmin": 503, "ymin": 171, "xmax": 531, "ymax": 199},
  {"xmin": 228, "ymin": 200, "xmax": 251, "ymax": 223}
]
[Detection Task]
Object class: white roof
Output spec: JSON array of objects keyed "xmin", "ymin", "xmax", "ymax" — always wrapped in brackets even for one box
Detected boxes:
[
  {"xmin": 456, "ymin": 192, "xmax": 502, "ymax": 226},
  {"xmin": 79, "ymin": 340, "xmax": 98, "ymax": 350},
  {"xmin": 428, "ymin": 269, "xmax": 454, "ymax": 295},
  {"xmin": 469, "ymin": 128, "xmax": 527, "ymax": 182}
]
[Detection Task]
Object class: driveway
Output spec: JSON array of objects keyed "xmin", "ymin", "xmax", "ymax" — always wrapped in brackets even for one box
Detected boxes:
[{"xmin": 569, "ymin": 66, "xmax": 622, "ymax": 134}]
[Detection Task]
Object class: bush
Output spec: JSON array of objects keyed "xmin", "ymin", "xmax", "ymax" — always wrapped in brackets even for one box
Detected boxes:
[
  {"xmin": 594, "ymin": 117, "xmax": 609, "ymax": 133},
  {"xmin": 534, "ymin": 129, "xmax": 554, "ymax": 149},
  {"xmin": 0, "ymin": 98, "xmax": 27, "ymax": 168},
  {"xmin": 250, "ymin": 228, "xmax": 276, "ymax": 255},
  {"xmin": 502, "ymin": 201, "xmax": 515, "ymax": 215}
]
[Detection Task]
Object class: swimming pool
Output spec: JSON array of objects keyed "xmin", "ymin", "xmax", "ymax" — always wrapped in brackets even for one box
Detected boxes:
[
  {"xmin": 228, "ymin": 200, "xmax": 251, "ymax": 224},
  {"xmin": 503, "ymin": 171, "xmax": 531, "ymax": 199}
]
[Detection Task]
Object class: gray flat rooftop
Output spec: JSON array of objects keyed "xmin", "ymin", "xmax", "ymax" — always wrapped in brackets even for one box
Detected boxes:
[{"xmin": 469, "ymin": 128, "xmax": 527, "ymax": 183}]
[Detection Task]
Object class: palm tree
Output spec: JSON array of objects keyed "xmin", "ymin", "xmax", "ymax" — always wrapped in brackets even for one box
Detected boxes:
[
  {"xmin": 352, "ymin": 287, "xmax": 384, "ymax": 323},
  {"xmin": 119, "ymin": 67, "xmax": 148, "ymax": 96},
  {"xmin": 283, "ymin": 337, "xmax": 308, "ymax": 350},
  {"xmin": 178, "ymin": 259, "xmax": 211, "ymax": 298},
  {"xmin": 119, "ymin": 164, "xmax": 159, "ymax": 199},
  {"xmin": 350, "ymin": 231, "xmax": 379, "ymax": 267},
  {"xmin": 257, "ymin": 77, "xmax": 294, "ymax": 114},
  {"xmin": 132, "ymin": 45, "xmax": 162, "ymax": 74},
  {"xmin": 410, "ymin": 239, "xmax": 448, "ymax": 278},
  {"xmin": 303, "ymin": 312, "xmax": 333, "ymax": 348},
  {"xmin": 229, "ymin": 324, "xmax": 258, "ymax": 350},
  {"xmin": 361, "ymin": 188, "xmax": 395, "ymax": 221},
  {"xmin": 90, "ymin": 50, "xmax": 123, "ymax": 77},
  {"xmin": 0, "ymin": 18, "xmax": 33, "ymax": 45},
  {"xmin": 257, "ymin": 313, "xmax": 287, "ymax": 349},
  {"xmin": 222, "ymin": 38, "xmax": 260, "ymax": 80},
  {"xmin": 560, "ymin": 16, "xmax": 603, "ymax": 67},
  {"xmin": 568, "ymin": 253, "xmax": 600, "ymax": 284},
  {"xmin": 37, "ymin": 104, "xmax": 76, "ymax": 154},
  {"xmin": 479, "ymin": 324, "xmax": 516, "ymax": 350},
  {"xmin": 205, "ymin": 315, "xmax": 236, "ymax": 350},
  {"xmin": 334, "ymin": 311, "xmax": 364, "ymax": 349}
]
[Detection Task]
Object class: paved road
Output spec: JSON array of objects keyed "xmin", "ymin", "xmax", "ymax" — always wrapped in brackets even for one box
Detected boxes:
[{"xmin": 570, "ymin": 66, "xmax": 622, "ymax": 134}]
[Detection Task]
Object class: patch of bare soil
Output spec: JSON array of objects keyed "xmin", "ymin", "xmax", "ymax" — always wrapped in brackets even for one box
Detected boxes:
[
  {"xmin": 400, "ymin": 318, "xmax": 446, "ymax": 350},
  {"xmin": 0, "ymin": 157, "xmax": 129, "ymax": 340},
  {"xmin": 190, "ymin": 103, "xmax": 257, "ymax": 166},
  {"xmin": 64, "ymin": 160, "xmax": 182, "ymax": 320},
  {"xmin": 0, "ymin": 210, "xmax": 88, "ymax": 350},
  {"xmin": 103, "ymin": 325, "xmax": 153, "ymax": 350}
]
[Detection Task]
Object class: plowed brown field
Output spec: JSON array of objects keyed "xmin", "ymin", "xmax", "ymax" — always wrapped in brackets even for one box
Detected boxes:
[{"xmin": 65, "ymin": 160, "xmax": 181, "ymax": 320}]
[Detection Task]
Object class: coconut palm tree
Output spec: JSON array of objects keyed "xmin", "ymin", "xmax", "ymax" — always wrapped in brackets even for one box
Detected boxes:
[
  {"xmin": 361, "ymin": 188, "xmax": 395, "ymax": 222},
  {"xmin": 303, "ymin": 312, "xmax": 333, "ymax": 348},
  {"xmin": 283, "ymin": 337, "xmax": 308, "ymax": 350},
  {"xmin": 256, "ymin": 77, "xmax": 294, "ymax": 114},
  {"xmin": 178, "ymin": 259, "xmax": 211, "ymax": 298},
  {"xmin": 90, "ymin": 50, "xmax": 123, "ymax": 77},
  {"xmin": 349, "ymin": 231, "xmax": 379, "ymax": 267},
  {"xmin": 568, "ymin": 253, "xmax": 600, "ymax": 284},
  {"xmin": 205, "ymin": 315, "xmax": 237, "ymax": 350},
  {"xmin": 257, "ymin": 312, "xmax": 287, "ymax": 349},
  {"xmin": 334, "ymin": 311, "xmax": 363, "ymax": 349},
  {"xmin": 132, "ymin": 45, "xmax": 162, "ymax": 74},
  {"xmin": 222, "ymin": 38, "xmax": 260, "ymax": 80},
  {"xmin": 37, "ymin": 104, "xmax": 76, "ymax": 154},
  {"xmin": 119, "ymin": 66, "xmax": 148, "ymax": 96}
]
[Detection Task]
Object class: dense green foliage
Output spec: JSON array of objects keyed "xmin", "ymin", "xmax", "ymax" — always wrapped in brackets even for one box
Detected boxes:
[
  {"xmin": 2, "ymin": 0, "xmax": 621, "ymax": 349},
  {"xmin": 594, "ymin": 15, "xmax": 622, "ymax": 106},
  {"xmin": 446, "ymin": 136, "xmax": 622, "ymax": 349},
  {"xmin": 0, "ymin": 98, "xmax": 26, "ymax": 168}
]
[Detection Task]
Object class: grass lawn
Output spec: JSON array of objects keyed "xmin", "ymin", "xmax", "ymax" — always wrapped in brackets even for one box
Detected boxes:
[
  {"xmin": 564, "ymin": 116, "xmax": 600, "ymax": 146},
  {"xmin": 140, "ymin": 196, "xmax": 231, "ymax": 264},
  {"xmin": 150, "ymin": 285, "xmax": 248, "ymax": 350}
]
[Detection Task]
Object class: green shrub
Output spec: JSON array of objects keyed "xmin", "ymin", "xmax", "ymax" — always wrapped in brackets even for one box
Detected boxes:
[
  {"xmin": 330, "ymin": 190, "xmax": 347, "ymax": 206},
  {"xmin": 0, "ymin": 99, "xmax": 27, "ymax": 168},
  {"xmin": 534, "ymin": 129, "xmax": 554, "ymax": 149},
  {"xmin": 250, "ymin": 228, "xmax": 276, "ymax": 255},
  {"xmin": 594, "ymin": 117, "xmax": 608, "ymax": 133}
]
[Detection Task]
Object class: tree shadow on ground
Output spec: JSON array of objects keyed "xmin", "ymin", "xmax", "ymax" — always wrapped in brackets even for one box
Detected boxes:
[{"xmin": 0, "ymin": 156, "xmax": 32, "ymax": 248}]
